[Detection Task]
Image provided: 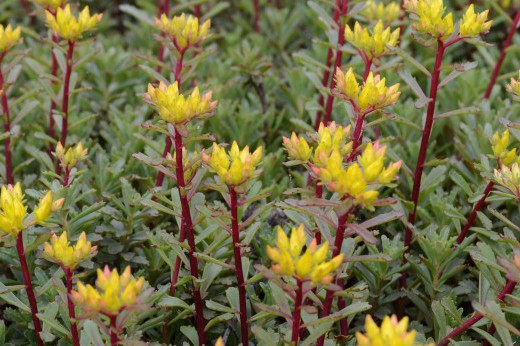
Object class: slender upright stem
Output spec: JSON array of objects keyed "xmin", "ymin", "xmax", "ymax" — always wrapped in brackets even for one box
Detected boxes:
[
  {"xmin": 484, "ymin": 10, "xmax": 520, "ymax": 99},
  {"xmin": 292, "ymin": 279, "xmax": 304, "ymax": 346},
  {"xmin": 65, "ymin": 268, "xmax": 80, "ymax": 346},
  {"xmin": 314, "ymin": 0, "xmax": 342, "ymax": 130},
  {"xmin": 0, "ymin": 54, "xmax": 14, "ymax": 184},
  {"xmin": 402, "ymin": 40, "xmax": 445, "ymax": 283},
  {"xmin": 59, "ymin": 40, "xmax": 75, "ymax": 148},
  {"xmin": 322, "ymin": 0, "xmax": 349, "ymax": 126},
  {"xmin": 195, "ymin": 4, "xmax": 202, "ymax": 18},
  {"xmin": 155, "ymin": 50, "xmax": 185, "ymax": 188},
  {"xmin": 63, "ymin": 167, "xmax": 71, "ymax": 187},
  {"xmin": 362, "ymin": 59, "xmax": 373, "ymax": 81},
  {"xmin": 16, "ymin": 233, "xmax": 43, "ymax": 346},
  {"xmin": 230, "ymin": 187, "xmax": 249, "ymax": 345},
  {"xmin": 109, "ymin": 315, "xmax": 119, "ymax": 346},
  {"xmin": 48, "ymin": 34, "xmax": 59, "ymax": 152},
  {"xmin": 317, "ymin": 209, "xmax": 350, "ymax": 346},
  {"xmin": 155, "ymin": 0, "xmax": 170, "ymax": 76},
  {"xmin": 253, "ymin": 0, "xmax": 260, "ymax": 32},
  {"xmin": 173, "ymin": 127, "xmax": 206, "ymax": 345},
  {"xmin": 456, "ymin": 180, "xmax": 494, "ymax": 244},
  {"xmin": 482, "ymin": 280, "xmax": 516, "ymax": 346},
  {"xmin": 437, "ymin": 280, "xmax": 516, "ymax": 346}
]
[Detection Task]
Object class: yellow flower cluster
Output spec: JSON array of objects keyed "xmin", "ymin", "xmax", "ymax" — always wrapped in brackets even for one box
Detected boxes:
[
  {"xmin": 491, "ymin": 130, "xmax": 517, "ymax": 166},
  {"xmin": 334, "ymin": 68, "xmax": 400, "ymax": 113},
  {"xmin": 356, "ymin": 315, "xmax": 433, "ymax": 346},
  {"xmin": 45, "ymin": 5, "xmax": 102, "ymax": 41},
  {"xmin": 0, "ymin": 25, "xmax": 21, "ymax": 53},
  {"xmin": 313, "ymin": 122, "xmax": 353, "ymax": 166},
  {"xmin": 203, "ymin": 141, "xmax": 263, "ymax": 186},
  {"xmin": 72, "ymin": 266, "xmax": 145, "ymax": 316},
  {"xmin": 145, "ymin": 81, "xmax": 217, "ymax": 125},
  {"xmin": 32, "ymin": 0, "xmax": 67, "ymax": 11},
  {"xmin": 459, "ymin": 5, "xmax": 491, "ymax": 37},
  {"xmin": 283, "ymin": 132, "xmax": 312, "ymax": 163},
  {"xmin": 314, "ymin": 142, "xmax": 401, "ymax": 207},
  {"xmin": 361, "ymin": 0, "xmax": 401, "ymax": 24},
  {"xmin": 494, "ymin": 162, "xmax": 520, "ymax": 200},
  {"xmin": 404, "ymin": 0, "xmax": 454, "ymax": 39},
  {"xmin": 506, "ymin": 71, "xmax": 520, "ymax": 98},
  {"xmin": 266, "ymin": 225, "xmax": 343, "ymax": 284},
  {"xmin": 44, "ymin": 232, "xmax": 96, "ymax": 270},
  {"xmin": 156, "ymin": 13, "xmax": 211, "ymax": 51},
  {"xmin": 344, "ymin": 21, "xmax": 400, "ymax": 60},
  {"xmin": 0, "ymin": 184, "xmax": 60, "ymax": 237},
  {"xmin": 56, "ymin": 142, "xmax": 88, "ymax": 170}
]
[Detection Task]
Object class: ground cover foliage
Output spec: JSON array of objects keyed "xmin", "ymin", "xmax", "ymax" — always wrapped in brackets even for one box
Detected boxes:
[{"xmin": 1, "ymin": 0, "xmax": 520, "ymax": 345}]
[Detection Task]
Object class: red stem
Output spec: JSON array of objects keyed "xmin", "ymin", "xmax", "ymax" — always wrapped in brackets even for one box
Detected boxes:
[
  {"xmin": 195, "ymin": 5, "xmax": 202, "ymax": 18},
  {"xmin": 483, "ymin": 280, "xmax": 517, "ymax": 346},
  {"xmin": 109, "ymin": 315, "xmax": 119, "ymax": 346},
  {"xmin": 402, "ymin": 40, "xmax": 445, "ymax": 289},
  {"xmin": 173, "ymin": 127, "xmax": 206, "ymax": 345},
  {"xmin": 65, "ymin": 268, "xmax": 80, "ymax": 346},
  {"xmin": 48, "ymin": 34, "xmax": 59, "ymax": 152},
  {"xmin": 0, "ymin": 53, "xmax": 14, "ymax": 185},
  {"xmin": 317, "ymin": 210, "xmax": 350, "ymax": 346},
  {"xmin": 437, "ymin": 280, "xmax": 516, "ymax": 346},
  {"xmin": 253, "ymin": 0, "xmax": 260, "ymax": 32},
  {"xmin": 322, "ymin": 0, "xmax": 349, "ymax": 126},
  {"xmin": 456, "ymin": 181, "xmax": 494, "ymax": 244},
  {"xmin": 314, "ymin": 0, "xmax": 342, "ymax": 129},
  {"xmin": 155, "ymin": 0, "xmax": 170, "ymax": 76},
  {"xmin": 155, "ymin": 50, "xmax": 185, "ymax": 188},
  {"xmin": 63, "ymin": 167, "xmax": 71, "ymax": 187},
  {"xmin": 292, "ymin": 279, "xmax": 304, "ymax": 345},
  {"xmin": 483, "ymin": 10, "xmax": 520, "ymax": 99},
  {"xmin": 16, "ymin": 233, "xmax": 43, "ymax": 346},
  {"xmin": 230, "ymin": 187, "xmax": 249, "ymax": 345},
  {"xmin": 59, "ymin": 40, "xmax": 75, "ymax": 148},
  {"xmin": 362, "ymin": 59, "xmax": 373, "ymax": 81}
]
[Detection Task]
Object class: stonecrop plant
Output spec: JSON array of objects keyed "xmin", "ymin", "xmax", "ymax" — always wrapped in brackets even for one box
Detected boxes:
[{"xmin": 1, "ymin": 0, "xmax": 520, "ymax": 345}]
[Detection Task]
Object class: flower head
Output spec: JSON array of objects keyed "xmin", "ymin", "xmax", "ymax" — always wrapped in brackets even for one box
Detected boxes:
[
  {"xmin": 491, "ymin": 130, "xmax": 516, "ymax": 166},
  {"xmin": 404, "ymin": 0, "xmax": 454, "ymax": 39},
  {"xmin": 44, "ymin": 232, "xmax": 97, "ymax": 270},
  {"xmin": 32, "ymin": 0, "xmax": 67, "ymax": 11},
  {"xmin": 459, "ymin": 5, "xmax": 492, "ymax": 37},
  {"xmin": 203, "ymin": 141, "xmax": 263, "ymax": 186},
  {"xmin": 0, "ymin": 25, "xmax": 21, "ymax": 53},
  {"xmin": 344, "ymin": 21, "xmax": 400, "ymax": 60},
  {"xmin": 266, "ymin": 225, "xmax": 343, "ymax": 284},
  {"xmin": 145, "ymin": 81, "xmax": 217, "ymax": 125},
  {"xmin": 72, "ymin": 266, "xmax": 146, "ymax": 316},
  {"xmin": 313, "ymin": 122, "xmax": 353, "ymax": 166},
  {"xmin": 56, "ymin": 142, "xmax": 88, "ymax": 170},
  {"xmin": 155, "ymin": 13, "xmax": 210, "ymax": 51},
  {"xmin": 356, "ymin": 315, "xmax": 432, "ymax": 346},
  {"xmin": 506, "ymin": 71, "xmax": 520, "ymax": 98},
  {"xmin": 494, "ymin": 163, "xmax": 520, "ymax": 199},
  {"xmin": 283, "ymin": 132, "xmax": 312, "ymax": 162},
  {"xmin": 361, "ymin": 0, "xmax": 401, "ymax": 24},
  {"xmin": 334, "ymin": 68, "xmax": 400, "ymax": 113},
  {"xmin": 0, "ymin": 183, "xmax": 26, "ymax": 236},
  {"xmin": 45, "ymin": 5, "xmax": 102, "ymax": 41}
]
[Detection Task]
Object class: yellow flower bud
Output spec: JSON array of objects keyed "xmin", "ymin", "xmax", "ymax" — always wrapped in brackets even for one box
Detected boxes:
[
  {"xmin": 295, "ymin": 250, "xmax": 313, "ymax": 278},
  {"xmin": 379, "ymin": 160, "xmax": 402, "ymax": 184},
  {"xmin": 215, "ymin": 336, "xmax": 225, "ymax": 346},
  {"xmin": 361, "ymin": 0, "xmax": 401, "ymax": 24},
  {"xmin": 283, "ymin": 132, "xmax": 312, "ymax": 162},
  {"xmin": 145, "ymin": 82, "xmax": 217, "ymax": 125},
  {"xmin": 44, "ymin": 231, "xmax": 97, "ymax": 269},
  {"xmin": 34, "ymin": 191, "xmax": 53, "ymax": 224},
  {"xmin": 404, "ymin": 0, "xmax": 454, "ymax": 40},
  {"xmin": 0, "ymin": 183, "xmax": 27, "ymax": 237},
  {"xmin": 46, "ymin": 5, "xmax": 102, "ymax": 41},
  {"xmin": 506, "ymin": 71, "xmax": 520, "ymax": 98},
  {"xmin": 494, "ymin": 162, "xmax": 520, "ymax": 199},
  {"xmin": 459, "ymin": 5, "xmax": 492, "ymax": 37},
  {"xmin": 203, "ymin": 141, "xmax": 262, "ymax": 186},
  {"xmin": 155, "ymin": 13, "xmax": 211, "ymax": 51},
  {"xmin": 32, "ymin": 0, "xmax": 67, "ymax": 11},
  {"xmin": 344, "ymin": 21, "xmax": 400, "ymax": 60},
  {"xmin": 56, "ymin": 142, "xmax": 88, "ymax": 170},
  {"xmin": 356, "ymin": 315, "xmax": 433, "ymax": 346},
  {"xmin": 0, "ymin": 25, "xmax": 21, "ymax": 53}
]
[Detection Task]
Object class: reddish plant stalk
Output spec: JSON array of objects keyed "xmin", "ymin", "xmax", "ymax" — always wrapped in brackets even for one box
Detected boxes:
[
  {"xmin": 437, "ymin": 280, "xmax": 516, "ymax": 346},
  {"xmin": 456, "ymin": 180, "xmax": 494, "ymax": 244},
  {"xmin": 173, "ymin": 127, "xmax": 206, "ymax": 345},
  {"xmin": 59, "ymin": 40, "xmax": 75, "ymax": 148},
  {"xmin": 155, "ymin": 0, "xmax": 170, "ymax": 76},
  {"xmin": 316, "ymin": 210, "xmax": 350, "ymax": 346},
  {"xmin": 63, "ymin": 167, "xmax": 71, "ymax": 187},
  {"xmin": 362, "ymin": 59, "xmax": 373, "ymax": 81},
  {"xmin": 109, "ymin": 315, "xmax": 119, "ymax": 346},
  {"xmin": 322, "ymin": 0, "xmax": 349, "ymax": 126},
  {"xmin": 402, "ymin": 40, "xmax": 445, "ymax": 286},
  {"xmin": 230, "ymin": 187, "xmax": 249, "ymax": 345},
  {"xmin": 252, "ymin": 0, "xmax": 260, "ymax": 32},
  {"xmin": 48, "ymin": 34, "xmax": 59, "ymax": 152},
  {"xmin": 16, "ymin": 233, "xmax": 44, "ymax": 346},
  {"xmin": 64, "ymin": 268, "xmax": 80, "ymax": 346},
  {"xmin": 155, "ymin": 50, "xmax": 185, "ymax": 188},
  {"xmin": 195, "ymin": 5, "xmax": 202, "ymax": 18},
  {"xmin": 314, "ymin": 0, "xmax": 343, "ymax": 130},
  {"xmin": 292, "ymin": 279, "xmax": 304, "ymax": 345},
  {"xmin": 483, "ymin": 10, "xmax": 520, "ymax": 99},
  {"xmin": 482, "ymin": 280, "xmax": 516, "ymax": 346},
  {"xmin": 0, "ymin": 53, "xmax": 14, "ymax": 185}
]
